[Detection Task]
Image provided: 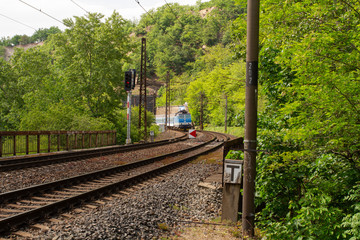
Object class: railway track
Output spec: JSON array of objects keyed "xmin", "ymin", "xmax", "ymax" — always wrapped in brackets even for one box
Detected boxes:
[
  {"xmin": 0, "ymin": 132, "xmax": 187, "ymax": 172},
  {"xmin": 0, "ymin": 131, "xmax": 229, "ymax": 234}
]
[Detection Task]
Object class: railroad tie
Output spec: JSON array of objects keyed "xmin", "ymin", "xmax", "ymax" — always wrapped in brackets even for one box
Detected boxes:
[
  {"xmin": 48, "ymin": 218, "xmax": 63, "ymax": 224},
  {"xmin": 74, "ymin": 208, "xmax": 86, "ymax": 213},
  {"xmin": 13, "ymin": 231, "xmax": 33, "ymax": 238},
  {"xmin": 19, "ymin": 200, "xmax": 48, "ymax": 205},
  {"xmin": 84, "ymin": 204, "xmax": 98, "ymax": 209},
  {"xmin": 31, "ymin": 196, "xmax": 63, "ymax": 201},
  {"xmin": 7, "ymin": 204, "xmax": 39, "ymax": 209},
  {"xmin": 0, "ymin": 208, "xmax": 24, "ymax": 213},
  {"xmin": 31, "ymin": 224, "xmax": 50, "ymax": 231}
]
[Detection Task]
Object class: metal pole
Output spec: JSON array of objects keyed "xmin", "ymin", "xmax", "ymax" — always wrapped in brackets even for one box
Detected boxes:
[
  {"xmin": 165, "ymin": 71, "xmax": 169, "ymax": 131},
  {"xmin": 225, "ymin": 94, "xmax": 228, "ymax": 133},
  {"xmin": 126, "ymin": 90, "xmax": 132, "ymax": 144},
  {"xmin": 200, "ymin": 92, "xmax": 204, "ymax": 130},
  {"xmin": 153, "ymin": 92, "xmax": 156, "ymax": 115},
  {"xmin": 167, "ymin": 75, "xmax": 170, "ymax": 129},
  {"xmin": 139, "ymin": 38, "xmax": 147, "ymax": 141},
  {"xmin": 242, "ymin": 0, "xmax": 260, "ymax": 238},
  {"xmin": 0, "ymin": 135, "xmax": 2, "ymax": 157}
]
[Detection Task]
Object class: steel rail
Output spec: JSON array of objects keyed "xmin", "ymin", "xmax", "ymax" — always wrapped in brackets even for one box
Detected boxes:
[
  {"xmin": 0, "ymin": 133, "xmax": 231, "ymax": 234},
  {"xmin": 0, "ymin": 132, "xmax": 187, "ymax": 172},
  {"xmin": 0, "ymin": 136, "xmax": 226, "ymax": 233},
  {"xmin": 0, "ymin": 134, "xmax": 216, "ymax": 204},
  {"xmin": 197, "ymin": 130, "xmax": 231, "ymax": 142}
]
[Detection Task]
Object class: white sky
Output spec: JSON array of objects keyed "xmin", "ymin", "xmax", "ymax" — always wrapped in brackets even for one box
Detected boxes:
[{"xmin": 1, "ymin": 0, "xmax": 210, "ymax": 38}]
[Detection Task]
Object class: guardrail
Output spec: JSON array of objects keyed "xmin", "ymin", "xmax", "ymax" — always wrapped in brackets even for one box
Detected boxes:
[{"xmin": 0, "ymin": 131, "xmax": 116, "ymax": 158}]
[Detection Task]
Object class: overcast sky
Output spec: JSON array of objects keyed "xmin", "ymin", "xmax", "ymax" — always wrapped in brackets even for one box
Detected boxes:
[{"xmin": 1, "ymin": 0, "xmax": 210, "ymax": 38}]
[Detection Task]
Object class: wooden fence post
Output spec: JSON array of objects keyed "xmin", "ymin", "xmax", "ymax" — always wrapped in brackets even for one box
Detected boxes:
[
  {"xmin": 95, "ymin": 133, "xmax": 98, "ymax": 147},
  {"xmin": 66, "ymin": 134, "xmax": 69, "ymax": 151},
  {"xmin": 82, "ymin": 134, "xmax": 85, "ymax": 149},
  {"xmin": 13, "ymin": 135, "xmax": 16, "ymax": 156},
  {"xmin": 37, "ymin": 134, "xmax": 40, "ymax": 153},
  {"xmin": 57, "ymin": 134, "xmax": 60, "ymax": 151},
  {"xmin": 26, "ymin": 135, "xmax": 29, "ymax": 155},
  {"xmin": 89, "ymin": 134, "xmax": 92, "ymax": 148},
  {"xmin": 48, "ymin": 134, "xmax": 51, "ymax": 152},
  {"xmin": 74, "ymin": 134, "xmax": 77, "ymax": 149},
  {"xmin": 0, "ymin": 135, "xmax": 2, "ymax": 157}
]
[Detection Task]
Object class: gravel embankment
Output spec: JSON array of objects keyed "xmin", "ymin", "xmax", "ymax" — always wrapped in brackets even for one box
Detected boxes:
[
  {"xmin": 0, "ymin": 132, "xmax": 212, "ymax": 193},
  {"xmin": 23, "ymin": 162, "xmax": 223, "ymax": 240}
]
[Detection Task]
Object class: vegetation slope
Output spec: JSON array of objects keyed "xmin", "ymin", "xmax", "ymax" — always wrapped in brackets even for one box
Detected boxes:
[{"xmin": 0, "ymin": 0, "xmax": 359, "ymax": 238}]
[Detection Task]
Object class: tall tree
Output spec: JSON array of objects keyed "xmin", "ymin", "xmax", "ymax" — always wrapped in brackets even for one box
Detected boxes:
[
  {"xmin": 49, "ymin": 12, "xmax": 133, "ymax": 120},
  {"xmin": 231, "ymin": 0, "xmax": 360, "ymax": 238}
]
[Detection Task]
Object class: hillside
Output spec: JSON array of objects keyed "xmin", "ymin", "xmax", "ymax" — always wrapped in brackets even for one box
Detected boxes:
[
  {"xmin": 0, "ymin": 0, "xmax": 359, "ymax": 238},
  {"xmin": 1, "ymin": 42, "xmax": 44, "ymax": 61}
]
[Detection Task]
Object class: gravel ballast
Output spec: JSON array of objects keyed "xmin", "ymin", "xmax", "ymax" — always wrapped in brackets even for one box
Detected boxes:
[
  {"xmin": 25, "ymin": 161, "xmax": 223, "ymax": 240},
  {"xmin": 0, "ymin": 132, "xmax": 212, "ymax": 194}
]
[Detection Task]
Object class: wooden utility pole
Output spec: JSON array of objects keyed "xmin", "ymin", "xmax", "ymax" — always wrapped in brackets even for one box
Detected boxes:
[
  {"xmin": 200, "ymin": 91, "xmax": 204, "ymax": 130},
  {"xmin": 153, "ymin": 92, "xmax": 156, "ymax": 115},
  {"xmin": 242, "ymin": 0, "xmax": 260, "ymax": 238},
  {"xmin": 139, "ymin": 38, "xmax": 147, "ymax": 141},
  {"xmin": 165, "ymin": 71, "xmax": 170, "ymax": 130},
  {"xmin": 225, "ymin": 94, "xmax": 228, "ymax": 133}
]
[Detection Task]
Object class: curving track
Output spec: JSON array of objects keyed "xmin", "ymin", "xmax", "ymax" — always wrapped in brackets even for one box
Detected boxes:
[
  {"xmin": 0, "ymin": 131, "xmax": 236, "ymax": 234},
  {"xmin": 0, "ymin": 132, "xmax": 187, "ymax": 172}
]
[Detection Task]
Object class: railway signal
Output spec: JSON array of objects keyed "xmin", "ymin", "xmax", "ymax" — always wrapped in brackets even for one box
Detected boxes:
[
  {"xmin": 130, "ymin": 69, "xmax": 136, "ymax": 89},
  {"xmin": 125, "ymin": 69, "xmax": 136, "ymax": 144},
  {"xmin": 124, "ymin": 71, "xmax": 132, "ymax": 91}
]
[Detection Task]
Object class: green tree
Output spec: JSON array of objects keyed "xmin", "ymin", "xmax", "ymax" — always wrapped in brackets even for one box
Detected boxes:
[
  {"xmin": 0, "ymin": 58, "xmax": 19, "ymax": 130},
  {"xmin": 231, "ymin": 0, "xmax": 360, "ymax": 238},
  {"xmin": 31, "ymin": 27, "xmax": 61, "ymax": 42},
  {"xmin": 48, "ymin": 12, "xmax": 133, "ymax": 120},
  {"xmin": 184, "ymin": 45, "xmax": 247, "ymax": 127}
]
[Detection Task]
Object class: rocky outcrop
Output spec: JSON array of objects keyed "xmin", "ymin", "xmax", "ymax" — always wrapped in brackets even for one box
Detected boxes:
[{"xmin": 2, "ymin": 42, "xmax": 44, "ymax": 61}]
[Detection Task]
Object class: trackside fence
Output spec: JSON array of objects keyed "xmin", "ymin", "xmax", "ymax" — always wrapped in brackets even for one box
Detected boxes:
[{"xmin": 0, "ymin": 130, "xmax": 116, "ymax": 158}]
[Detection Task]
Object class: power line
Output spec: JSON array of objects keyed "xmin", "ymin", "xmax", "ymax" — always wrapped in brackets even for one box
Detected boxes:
[
  {"xmin": 134, "ymin": 0, "xmax": 156, "ymax": 21},
  {"xmin": 163, "ymin": 0, "xmax": 178, "ymax": 19},
  {"xmin": 70, "ymin": 0, "xmax": 89, "ymax": 14},
  {"xmin": 18, "ymin": 0, "xmax": 64, "ymax": 25},
  {"xmin": 134, "ymin": 0, "xmax": 178, "ymax": 42},
  {"xmin": 163, "ymin": 0, "xmax": 186, "ymax": 28},
  {"xmin": 134, "ymin": 0, "xmax": 180, "ymax": 72},
  {"xmin": 0, "ymin": 13, "xmax": 36, "ymax": 31}
]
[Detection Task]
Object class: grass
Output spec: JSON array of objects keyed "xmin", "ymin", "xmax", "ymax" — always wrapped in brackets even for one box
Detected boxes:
[
  {"xmin": 171, "ymin": 204, "xmax": 189, "ymax": 211},
  {"xmin": 158, "ymin": 223, "xmax": 170, "ymax": 231},
  {"xmin": 204, "ymin": 126, "xmax": 244, "ymax": 137}
]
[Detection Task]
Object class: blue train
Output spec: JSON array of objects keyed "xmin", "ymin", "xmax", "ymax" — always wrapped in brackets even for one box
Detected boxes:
[
  {"xmin": 174, "ymin": 109, "xmax": 192, "ymax": 130},
  {"xmin": 155, "ymin": 106, "xmax": 192, "ymax": 131}
]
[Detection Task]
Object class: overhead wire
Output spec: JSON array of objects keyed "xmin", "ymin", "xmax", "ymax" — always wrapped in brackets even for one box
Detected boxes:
[
  {"xmin": 133, "ymin": 0, "xmax": 178, "ymax": 43},
  {"xmin": 163, "ymin": 0, "xmax": 178, "ymax": 19},
  {"xmin": 0, "ymin": 13, "xmax": 37, "ymax": 31},
  {"xmin": 18, "ymin": 0, "xmax": 65, "ymax": 25},
  {"xmin": 70, "ymin": 0, "xmax": 89, "ymax": 14},
  {"xmin": 134, "ymin": 0, "xmax": 156, "ymax": 21}
]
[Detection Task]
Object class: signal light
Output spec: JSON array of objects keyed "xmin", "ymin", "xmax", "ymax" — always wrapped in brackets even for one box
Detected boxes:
[{"xmin": 124, "ymin": 71, "xmax": 132, "ymax": 91}]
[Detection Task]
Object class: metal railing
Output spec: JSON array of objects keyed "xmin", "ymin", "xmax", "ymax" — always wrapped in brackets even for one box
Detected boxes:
[{"xmin": 0, "ymin": 130, "xmax": 116, "ymax": 158}]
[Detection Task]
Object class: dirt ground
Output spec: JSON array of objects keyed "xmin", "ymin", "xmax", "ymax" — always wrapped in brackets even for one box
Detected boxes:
[{"xmin": 167, "ymin": 223, "xmax": 242, "ymax": 239}]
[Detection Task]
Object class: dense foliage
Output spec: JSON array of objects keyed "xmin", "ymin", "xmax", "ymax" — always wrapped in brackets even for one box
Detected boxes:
[
  {"xmin": 0, "ymin": 27, "xmax": 61, "ymax": 46},
  {"xmin": 231, "ymin": 0, "xmax": 359, "ymax": 238},
  {"xmin": 0, "ymin": 0, "xmax": 359, "ymax": 238},
  {"xmin": 0, "ymin": 13, "xmax": 152, "ymax": 143}
]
